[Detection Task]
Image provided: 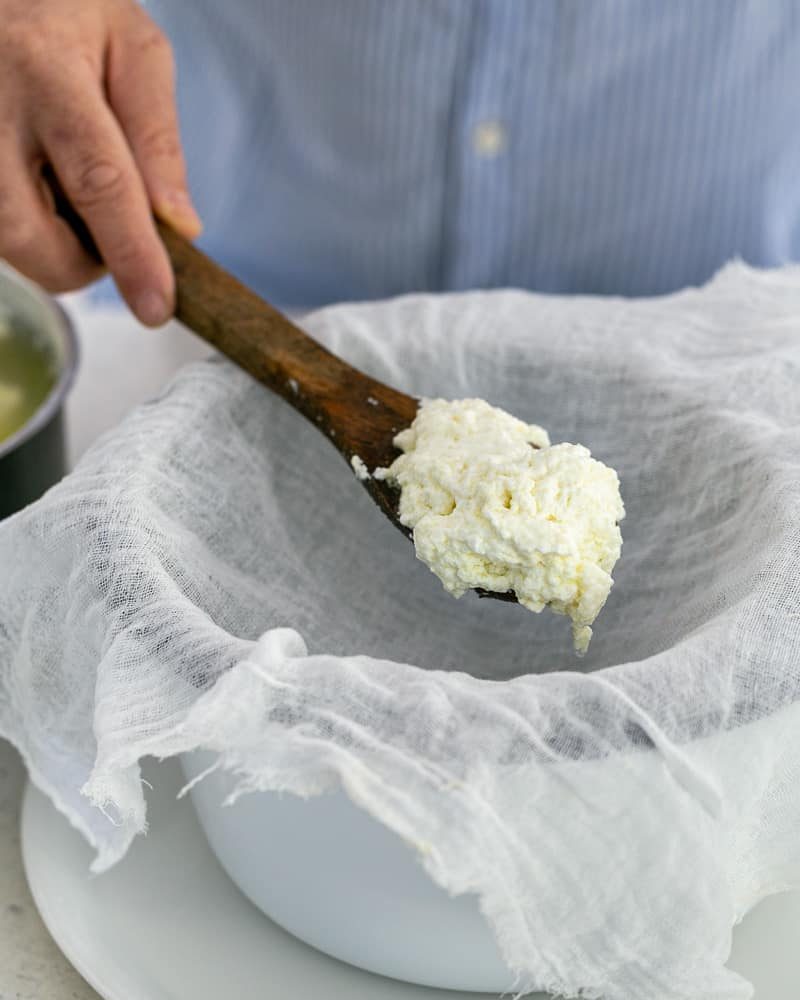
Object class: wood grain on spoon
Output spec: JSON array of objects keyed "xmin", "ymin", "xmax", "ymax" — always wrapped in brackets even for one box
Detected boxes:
[
  {"xmin": 159, "ymin": 228, "xmax": 517, "ymax": 604},
  {"xmin": 43, "ymin": 167, "xmax": 517, "ymax": 602},
  {"xmin": 42, "ymin": 159, "xmax": 413, "ymax": 530},
  {"xmin": 157, "ymin": 222, "xmax": 417, "ymax": 534}
]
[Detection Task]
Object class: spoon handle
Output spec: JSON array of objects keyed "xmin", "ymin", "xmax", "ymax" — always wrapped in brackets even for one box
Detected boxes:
[
  {"xmin": 43, "ymin": 162, "xmax": 353, "ymax": 403},
  {"xmin": 44, "ymin": 164, "xmax": 417, "ymax": 468},
  {"xmin": 157, "ymin": 222, "xmax": 361, "ymax": 415}
]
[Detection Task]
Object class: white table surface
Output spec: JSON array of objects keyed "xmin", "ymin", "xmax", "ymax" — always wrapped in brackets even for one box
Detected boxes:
[{"xmin": 0, "ymin": 293, "xmax": 208, "ymax": 1000}]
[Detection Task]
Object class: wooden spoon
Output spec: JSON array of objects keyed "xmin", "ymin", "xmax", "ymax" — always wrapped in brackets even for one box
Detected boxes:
[
  {"xmin": 45, "ymin": 167, "xmax": 516, "ymax": 601},
  {"xmin": 158, "ymin": 221, "xmax": 417, "ymax": 536}
]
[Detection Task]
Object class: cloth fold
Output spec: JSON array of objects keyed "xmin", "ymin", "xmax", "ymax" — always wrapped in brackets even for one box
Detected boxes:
[{"xmin": 2, "ymin": 265, "xmax": 800, "ymax": 999}]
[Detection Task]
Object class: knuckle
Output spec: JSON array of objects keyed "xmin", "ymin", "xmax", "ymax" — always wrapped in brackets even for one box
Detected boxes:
[
  {"xmin": 136, "ymin": 123, "xmax": 181, "ymax": 163},
  {"xmin": 4, "ymin": 15, "xmax": 104, "ymax": 98},
  {"xmin": 135, "ymin": 26, "xmax": 173, "ymax": 65},
  {"xmin": 6, "ymin": 18, "xmax": 78, "ymax": 77},
  {"xmin": 69, "ymin": 158, "xmax": 127, "ymax": 208},
  {"xmin": 7, "ymin": 27, "xmax": 50, "ymax": 73}
]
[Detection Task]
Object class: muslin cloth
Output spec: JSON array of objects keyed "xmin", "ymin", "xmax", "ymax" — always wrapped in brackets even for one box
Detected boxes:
[{"xmin": 2, "ymin": 264, "xmax": 800, "ymax": 1000}]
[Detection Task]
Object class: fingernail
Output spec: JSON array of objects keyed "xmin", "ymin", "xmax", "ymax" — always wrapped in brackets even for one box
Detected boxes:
[
  {"xmin": 135, "ymin": 290, "xmax": 171, "ymax": 327},
  {"xmin": 161, "ymin": 190, "xmax": 203, "ymax": 237}
]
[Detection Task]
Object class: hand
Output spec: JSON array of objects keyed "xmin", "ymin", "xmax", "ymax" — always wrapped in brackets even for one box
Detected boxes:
[{"xmin": 0, "ymin": 0, "xmax": 202, "ymax": 325}]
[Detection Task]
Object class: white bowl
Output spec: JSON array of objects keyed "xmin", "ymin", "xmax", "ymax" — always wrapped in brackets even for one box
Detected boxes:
[{"xmin": 181, "ymin": 749, "xmax": 515, "ymax": 992}]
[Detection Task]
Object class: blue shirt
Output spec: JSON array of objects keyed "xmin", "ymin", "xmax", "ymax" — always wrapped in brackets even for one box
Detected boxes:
[{"xmin": 145, "ymin": 0, "xmax": 800, "ymax": 307}]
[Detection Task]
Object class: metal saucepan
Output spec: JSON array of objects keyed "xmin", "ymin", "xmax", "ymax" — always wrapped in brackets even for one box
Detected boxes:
[{"xmin": 0, "ymin": 262, "xmax": 79, "ymax": 520}]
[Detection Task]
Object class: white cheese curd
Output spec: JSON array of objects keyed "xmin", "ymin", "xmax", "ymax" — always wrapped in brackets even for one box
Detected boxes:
[
  {"xmin": 374, "ymin": 398, "xmax": 625, "ymax": 653},
  {"xmin": 350, "ymin": 454, "xmax": 370, "ymax": 480}
]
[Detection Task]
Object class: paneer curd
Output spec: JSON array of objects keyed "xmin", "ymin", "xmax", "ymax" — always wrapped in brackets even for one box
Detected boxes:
[{"xmin": 374, "ymin": 398, "xmax": 624, "ymax": 653}]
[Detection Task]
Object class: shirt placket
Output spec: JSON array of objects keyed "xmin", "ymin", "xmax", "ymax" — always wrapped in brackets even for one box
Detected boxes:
[{"xmin": 442, "ymin": 2, "xmax": 534, "ymax": 291}]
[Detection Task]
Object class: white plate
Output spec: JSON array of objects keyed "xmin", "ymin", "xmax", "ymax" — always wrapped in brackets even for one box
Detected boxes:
[
  {"xmin": 20, "ymin": 757, "xmax": 800, "ymax": 1000},
  {"xmin": 20, "ymin": 758, "xmax": 509, "ymax": 1000}
]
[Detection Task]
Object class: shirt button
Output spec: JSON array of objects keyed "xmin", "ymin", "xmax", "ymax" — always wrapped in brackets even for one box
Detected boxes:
[{"xmin": 471, "ymin": 120, "xmax": 507, "ymax": 158}]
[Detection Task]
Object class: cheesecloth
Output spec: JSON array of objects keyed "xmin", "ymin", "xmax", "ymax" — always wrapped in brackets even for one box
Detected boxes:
[{"xmin": 2, "ymin": 263, "xmax": 800, "ymax": 1000}]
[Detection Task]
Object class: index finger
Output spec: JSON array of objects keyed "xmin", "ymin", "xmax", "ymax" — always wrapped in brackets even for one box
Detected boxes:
[{"xmin": 34, "ymin": 70, "xmax": 174, "ymax": 327}]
